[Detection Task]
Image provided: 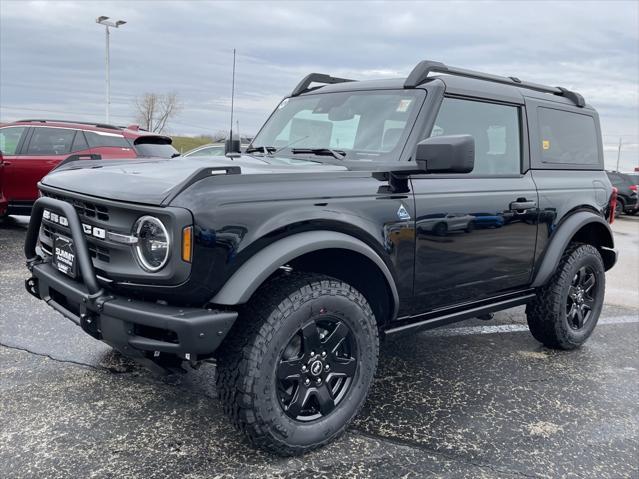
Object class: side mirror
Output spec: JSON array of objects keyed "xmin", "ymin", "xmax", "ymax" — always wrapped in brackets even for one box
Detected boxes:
[{"xmin": 415, "ymin": 134, "xmax": 474, "ymax": 174}]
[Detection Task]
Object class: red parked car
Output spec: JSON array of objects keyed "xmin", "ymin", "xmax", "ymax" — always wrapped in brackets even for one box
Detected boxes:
[{"xmin": 0, "ymin": 119, "xmax": 177, "ymax": 218}]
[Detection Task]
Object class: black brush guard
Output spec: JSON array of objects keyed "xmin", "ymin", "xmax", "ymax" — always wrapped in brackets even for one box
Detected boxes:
[{"xmin": 25, "ymin": 196, "xmax": 237, "ymax": 365}]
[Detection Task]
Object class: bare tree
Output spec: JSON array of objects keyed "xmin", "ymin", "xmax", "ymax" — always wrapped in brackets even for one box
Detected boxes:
[
  {"xmin": 134, "ymin": 92, "xmax": 182, "ymax": 133},
  {"xmin": 211, "ymin": 130, "xmax": 228, "ymax": 142}
]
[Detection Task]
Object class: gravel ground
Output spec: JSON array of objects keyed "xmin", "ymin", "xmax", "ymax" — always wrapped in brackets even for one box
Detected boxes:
[{"xmin": 1, "ymin": 214, "xmax": 637, "ymax": 478}]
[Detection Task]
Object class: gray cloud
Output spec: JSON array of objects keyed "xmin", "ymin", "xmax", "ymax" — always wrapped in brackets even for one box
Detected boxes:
[{"xmin": 1, "ymin": 0, "xmax": 637, "ymax": 169}]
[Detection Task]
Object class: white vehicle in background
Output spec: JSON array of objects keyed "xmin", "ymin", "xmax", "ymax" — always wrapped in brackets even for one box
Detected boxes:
[
  {"xmin": 182, "ymin": 143, "xmax": 226, "ymax": 158},
  {"xmin": 183, "ymin": 138, "xmax": 253, "ymax": 158}
]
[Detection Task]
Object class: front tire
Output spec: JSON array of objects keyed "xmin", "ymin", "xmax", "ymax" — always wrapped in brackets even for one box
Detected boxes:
[
  {"xmin": 216, "ymin": 273, "xmax": 379, "ymax": 456},
  {"xmin": 526, "ymin": 243, "xmax": 605, "ymax": 350}
]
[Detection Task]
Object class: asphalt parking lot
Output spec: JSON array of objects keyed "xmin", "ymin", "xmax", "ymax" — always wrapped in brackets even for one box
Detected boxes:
[{"xmin": 1, "ymin": 215, "xmax": 637, "ymax": 478}]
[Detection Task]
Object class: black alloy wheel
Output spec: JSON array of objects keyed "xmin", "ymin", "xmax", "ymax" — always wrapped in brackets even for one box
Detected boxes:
[
  {"xmin": 566, "ymin": 266, "xmax": 597, "ymax": 330},
  {"xmin": 277, "ymin": 316, "xmax": 357, "ymax": 421}
]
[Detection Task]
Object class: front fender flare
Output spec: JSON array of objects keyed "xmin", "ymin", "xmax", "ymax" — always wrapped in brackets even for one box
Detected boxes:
[
  {"xmin": 210, "ymin": 231, "xmax": 400, "ymax": 318},
  {"xmin": 532, "ymin": 211, "xmax": 616, "ymax": 288}
]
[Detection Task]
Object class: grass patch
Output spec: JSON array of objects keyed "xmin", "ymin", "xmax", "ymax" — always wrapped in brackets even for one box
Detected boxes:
[{"xmin": 171, "ymin": 135, "xmax": 214, "ymax": 154}]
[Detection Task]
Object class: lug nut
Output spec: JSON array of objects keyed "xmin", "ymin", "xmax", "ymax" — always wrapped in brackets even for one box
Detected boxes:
[
  {"xmin": 302, "ymin": 365, "xmax": 307, "ymax": 372},
  {"xmin": 310, "ymin": 351, "xmax": 315, "ymax": 357},
  {"xmin": 304, "ymin": 378, "xmax": 310, "ymax": 386},
  {"xmin": 321, "ymin": 351, "xmax": 326, "ymax": 357},
  {"xmin": 316, "ymin": 378, "xmax": 322, "ymax": 384},
  {"xmin": 325, "ymin": 364, "xmax": 330, "ymax": 371}
]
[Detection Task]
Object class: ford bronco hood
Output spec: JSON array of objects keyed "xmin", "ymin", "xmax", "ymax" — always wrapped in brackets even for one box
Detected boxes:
[{"xmin": 41, "ymin": 155, "xmax": 348, "ymax": 205}]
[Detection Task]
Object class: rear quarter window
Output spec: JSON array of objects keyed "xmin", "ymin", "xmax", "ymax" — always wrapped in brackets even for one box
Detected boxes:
[
  {"xmin": 537, "ymin": 107, "xmax": 599, "ymax": 166},
  {"xmin": 85, "ymin": 131, "xmax": 131, "ymax": 148}
]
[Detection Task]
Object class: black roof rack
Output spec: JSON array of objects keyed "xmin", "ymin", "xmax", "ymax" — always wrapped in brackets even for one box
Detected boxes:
[
  {"xmin": 18, "ymin": 119, "xmax": 122, "ymax": 130},
  {"xmin": 291, "ymin": 73, "xmax": 355, "ymax": 97},
  {"xmin": 403, "ymin": 60, "xmax": 586, "ymax": 107}
]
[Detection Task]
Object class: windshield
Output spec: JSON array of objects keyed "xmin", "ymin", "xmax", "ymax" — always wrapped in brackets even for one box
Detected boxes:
[
  {"xmin": 133, "ymin": 137, "xmax": 179, "ymax": 158},
  {"xmin": 251, "ymin": 89, "xmax": 424, "ymax": 161}
]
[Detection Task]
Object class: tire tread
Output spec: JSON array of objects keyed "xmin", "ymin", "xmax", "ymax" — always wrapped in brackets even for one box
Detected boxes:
[
  {"xmin": 526, "ymin": 243, "xmax": 604, "ymax": 350},
  {"xmin": 216, "ymin": 272, "xmax": 378, "ymax": 456}
]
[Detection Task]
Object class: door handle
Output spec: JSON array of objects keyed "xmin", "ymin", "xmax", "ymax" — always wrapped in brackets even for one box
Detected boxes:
[
  {"xmin": 510, "ymin": 200, "xmax": 537, "ymax": 212},
  {"xmin": 1, "ymin": 161, "xmax": 11, "ymax": 166}
]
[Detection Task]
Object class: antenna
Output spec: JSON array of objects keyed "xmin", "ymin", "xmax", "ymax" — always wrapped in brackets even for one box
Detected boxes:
[{"xmin": 225, "ymin": 49, "xmax": 240, "ymax": 157}]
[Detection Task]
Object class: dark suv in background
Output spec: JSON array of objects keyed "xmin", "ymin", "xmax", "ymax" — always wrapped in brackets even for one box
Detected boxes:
[
  {"xmin": 0, "ymin": 120, "xmax": 177, "ymax": 218},
  {"xmin": 606, "ymin": 170, "xmax": 638, "ymax": 215}
]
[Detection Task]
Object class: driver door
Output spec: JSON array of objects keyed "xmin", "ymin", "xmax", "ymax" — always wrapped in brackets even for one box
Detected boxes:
[{"xmin": 410, "ymin": 97, "xmax": 539, "ymax": 311}]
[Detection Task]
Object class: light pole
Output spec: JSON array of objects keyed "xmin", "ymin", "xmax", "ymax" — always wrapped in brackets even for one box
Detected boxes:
[
  {"xmin": 615, "ymin": 137, "xmax": 622, "ymax": 172},
  {"xmin": 96, "ymin": 16, "xmax": 126, "ymax": 124}
]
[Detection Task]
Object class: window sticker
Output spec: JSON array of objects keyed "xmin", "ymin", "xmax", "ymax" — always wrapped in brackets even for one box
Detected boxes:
[
  {"xmin": 542, "ymin": 140, "xmax": 550, "ymax": 150},
  {"xmin": 396, "ymin": 99, "xmax": 413, "ymax": 112}
]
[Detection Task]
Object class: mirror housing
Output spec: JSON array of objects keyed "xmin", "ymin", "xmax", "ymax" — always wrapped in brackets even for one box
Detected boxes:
[{"xmin": 415, "ymin": 134, "xmax": 475, "ymax": 174}]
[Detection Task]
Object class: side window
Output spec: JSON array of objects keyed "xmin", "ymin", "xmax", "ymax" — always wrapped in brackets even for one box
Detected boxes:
[
  {"xmin": 26, "ymin": 128, "xmax": 75, "ymax": 155},
  {"xmin": 607, "ymin": 173, "xmax": 621, "ymax": 186},
  {"xmin": 85, "ymin": 131, "xmax": 131, "ymax": 148},
  {"xmin": 71, "ymin": 131, "xmax": 89, "ymax": 152},
  {"xmin": 430, "ymin": 98, "xmax": 521, "ymax": 175},
  {"xmin": 0, "ymin": 127, "xmax": 27, "ymax": 155},
  {"xmin": 537, "ymin": 108, "xmax": 598, "ymax": 165}
]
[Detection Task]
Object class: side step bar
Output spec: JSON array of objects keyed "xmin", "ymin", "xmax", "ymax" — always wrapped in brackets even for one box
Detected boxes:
[{"xmin": 384, "ymin": 291, "xmax": 536, "ymax": 337}]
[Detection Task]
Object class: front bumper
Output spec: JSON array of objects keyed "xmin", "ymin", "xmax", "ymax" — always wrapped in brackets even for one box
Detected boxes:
[{"xmin": 25, "ymin": 197, "xmax": 237, "ymax": 363}]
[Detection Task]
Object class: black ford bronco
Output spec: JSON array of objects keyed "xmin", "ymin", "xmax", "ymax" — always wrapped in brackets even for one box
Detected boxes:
[{"xmin": 25, "ymin": 60, "xmax": 618, "ymax": 456}]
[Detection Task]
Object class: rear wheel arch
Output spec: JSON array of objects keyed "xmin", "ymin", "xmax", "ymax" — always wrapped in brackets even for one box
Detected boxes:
[
  {"xmin": 210, "ymin": 231, "xmax": 400, "ymax": 324},
  {"xmin": 532, "ymin": 211, "xmax": 615, "ymax": 287}
]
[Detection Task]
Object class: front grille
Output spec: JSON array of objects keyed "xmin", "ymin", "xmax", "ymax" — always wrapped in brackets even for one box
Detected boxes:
[
  {"xmin": 42, "ymin": 191, "xmax": 109, "ymax": 221},
  {"xmin": 42, "ymin": 220, "xmax": 111, "ymax": 263},
  {"xmin": 37, "ymin": 188, "xmax": 187, "ymax": 286}
]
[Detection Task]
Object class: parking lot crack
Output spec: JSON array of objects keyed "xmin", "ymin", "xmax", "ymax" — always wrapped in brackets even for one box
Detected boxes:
[
  {"xmin": 352, "ymin": 427, "xmax": 540, "ymax": 478},
  {"xmin": 0, "ymin": 341, "xmax": 105, "ymax": 372}
]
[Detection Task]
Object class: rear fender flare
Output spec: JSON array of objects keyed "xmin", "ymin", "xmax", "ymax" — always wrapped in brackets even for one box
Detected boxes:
[
  {"xmin": 532, "ymin": 211, "xmax": 615, "ymax": 287},
  {"xmin": 210, "ymin": 230, "xmax": 400, "ymax": 319}
]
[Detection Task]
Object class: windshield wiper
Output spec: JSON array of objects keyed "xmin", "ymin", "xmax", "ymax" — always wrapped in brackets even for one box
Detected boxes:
[
  {"xmin": 291, "ymin": 148, "xmax": 347, "ymax": 160},
  {"xmin": 245, "ymin": 146, "xmax": 277, "ymax": 154}
]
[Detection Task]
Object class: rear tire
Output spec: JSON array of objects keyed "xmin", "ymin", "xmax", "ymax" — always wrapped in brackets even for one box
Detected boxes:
[
  {"xmin": 216, "ymin": 272, "xmax": 379, "ymax": 456},
  {"xmin": 526, "ymin": 243, "xmax": 605, "ymax": 350}
]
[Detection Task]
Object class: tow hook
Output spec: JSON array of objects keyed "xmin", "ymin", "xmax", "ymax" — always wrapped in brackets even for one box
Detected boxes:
[
  {"xmin": 25, "ymin": 277, "xmax": 40, "ymax": 300},
  {"xmin": 80, "ymin": 312, "xmax": 101, "ymax": 339}
]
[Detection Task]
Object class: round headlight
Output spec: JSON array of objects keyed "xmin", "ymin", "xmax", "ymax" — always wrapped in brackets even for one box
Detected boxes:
[{"xmin": 133, "ymin": 216, "xmax": 170, "ymax": 272}]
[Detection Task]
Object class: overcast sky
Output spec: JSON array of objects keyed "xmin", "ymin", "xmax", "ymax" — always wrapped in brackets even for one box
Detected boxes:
[{"xmin": 1, "ymin": 0, "xmax": 637, "ymax": 169}]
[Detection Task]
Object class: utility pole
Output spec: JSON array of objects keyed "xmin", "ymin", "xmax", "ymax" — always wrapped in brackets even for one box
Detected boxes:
[
  {"xmin": 96, "ymin": 16, "xmax": 127, "ymax": 124},
  {"xmin": 616, "ymin": 137, "xmax": 622, "ymax": 172}
]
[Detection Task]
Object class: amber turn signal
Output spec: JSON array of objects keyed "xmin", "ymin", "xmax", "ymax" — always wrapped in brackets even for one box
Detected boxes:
[{"xmin": 182, "ymin": 226, "xmax": 193, "ymax": 262}]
